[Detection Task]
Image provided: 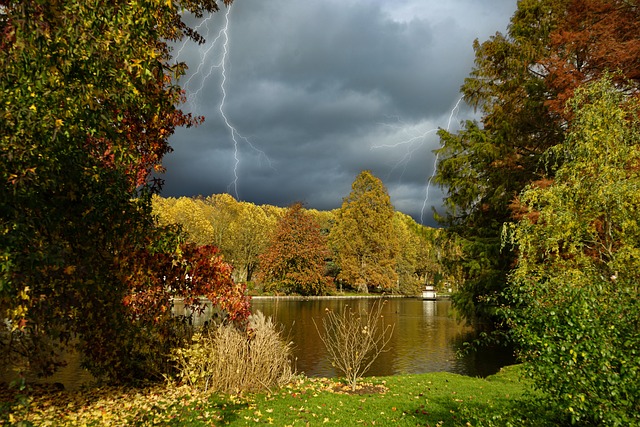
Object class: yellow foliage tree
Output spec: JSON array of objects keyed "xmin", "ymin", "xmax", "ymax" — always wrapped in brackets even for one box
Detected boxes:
[{"xmin": 329, "ymin": 171, "xmax": 399, "ymax": 293}]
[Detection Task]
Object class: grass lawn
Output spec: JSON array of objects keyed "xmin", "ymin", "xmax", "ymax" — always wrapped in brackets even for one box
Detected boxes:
[{"xmin": 1, "ymin": 365, "xmax": 548, "ymax": 426}]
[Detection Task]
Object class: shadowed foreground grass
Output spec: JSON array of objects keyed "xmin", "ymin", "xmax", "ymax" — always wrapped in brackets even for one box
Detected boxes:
[{"xmin": 1, "ymin": 365, "xmax": 550, "ymax": 426}]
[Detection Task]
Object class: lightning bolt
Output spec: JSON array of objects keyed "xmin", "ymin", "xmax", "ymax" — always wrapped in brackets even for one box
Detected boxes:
[
  {"xmin": 375, "ymin": 118, "xmax": 439, "ymax": 181},
  {"xmin": 174, "ymin": 13, "xmax": 215, "ymax": 64},
  {"xmin": 175, "ymin": 4, "xmax": 272, "ymax": 199},
  {"xmin": 371, "ymin": 96, "xmax": 463, "ymax": 224},
  {"xmin": 419, "ymin": 96, "xmax": 463, "ymax": 224}
]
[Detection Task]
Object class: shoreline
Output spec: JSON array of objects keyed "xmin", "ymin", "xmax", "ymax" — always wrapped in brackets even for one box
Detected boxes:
[{"xmin": 250, "ymin": 294, "xmax": 451, "ymax": 300}]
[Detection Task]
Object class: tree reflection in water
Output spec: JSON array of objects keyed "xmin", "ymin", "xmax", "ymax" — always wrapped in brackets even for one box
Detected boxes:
[{"xmin": 251, "ymin": 298, "xmax": 515, "ymax": 378}]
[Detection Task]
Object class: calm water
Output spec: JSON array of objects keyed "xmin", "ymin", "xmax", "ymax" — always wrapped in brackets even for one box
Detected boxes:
[
  {"xmin": 1, "ymin": 297, "xmax": 514, "ymax": 390},
  {"xmin": 251, "ymin": 297, "xmax": 515, "ymax": 378}
]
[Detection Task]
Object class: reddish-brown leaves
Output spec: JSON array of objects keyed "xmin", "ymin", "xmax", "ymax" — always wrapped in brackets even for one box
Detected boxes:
[
  {"xmin": 545, "ymin": 0, "xmax": 640, "ymax": 116},
  {"xmin": 121, "ymin": 242, "xmax": 250, "ymax": 324},
  {"xmin": 258, "ymin": 203, "xmax": 334, "ymax": 296}
]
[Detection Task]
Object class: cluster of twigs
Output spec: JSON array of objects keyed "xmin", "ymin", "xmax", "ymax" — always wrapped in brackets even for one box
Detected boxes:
[{"xmin": 315, "ymin": 300, "xmax": 394, "ymax": 391}]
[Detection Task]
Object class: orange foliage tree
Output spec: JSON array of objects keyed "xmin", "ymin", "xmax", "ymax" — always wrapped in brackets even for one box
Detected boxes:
[
  {"xmin": 258, "ymin": 203, "xmax": 334, "ymax": 296},
  {"xmin": 329, "ymin": 171, "xmax": 399, "ymax": 293},
  {"xmin": 544, "ymin": 0, "xmax": 640, "ymax": 116}
]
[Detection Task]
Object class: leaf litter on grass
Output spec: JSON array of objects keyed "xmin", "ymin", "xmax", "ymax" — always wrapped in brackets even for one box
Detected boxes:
[{"xmin": 2, "ymin": 366, "xmax": 536, "ymax": 426}]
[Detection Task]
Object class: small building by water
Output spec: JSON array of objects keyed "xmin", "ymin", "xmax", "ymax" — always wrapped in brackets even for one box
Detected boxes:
[{"xmin": 421, "ymin": 284, "xmax": 437, "ymax": 300}]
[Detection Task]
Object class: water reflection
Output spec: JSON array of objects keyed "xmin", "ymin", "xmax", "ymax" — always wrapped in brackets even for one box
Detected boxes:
[
  {"xmin": 2, "ymin": 297, "xmax": 514, "ymax": 390},
  {"xmin": 251, "ymin": 298, "xmax": 515, "ymax": 378}
]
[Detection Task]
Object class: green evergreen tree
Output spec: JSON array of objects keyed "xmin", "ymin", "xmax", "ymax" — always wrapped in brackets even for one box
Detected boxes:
[
  {"xmin": 433, "ymin": 0, "xmax": 640, "ymax": 325},
  {"xmin": 433, "ymin": 0, "xmax": 566, "ymax": 323}
]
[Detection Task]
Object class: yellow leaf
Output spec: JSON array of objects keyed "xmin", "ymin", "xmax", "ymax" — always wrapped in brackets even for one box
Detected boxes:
[{"xmin": 19, "ymin": 286, "xmax": 30, "ymax": 300}]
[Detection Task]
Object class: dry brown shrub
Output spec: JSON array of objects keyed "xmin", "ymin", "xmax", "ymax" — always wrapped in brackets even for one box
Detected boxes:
[{"xmin": 170, "ymin": 311, "xmax": 294, "ymax": 393}]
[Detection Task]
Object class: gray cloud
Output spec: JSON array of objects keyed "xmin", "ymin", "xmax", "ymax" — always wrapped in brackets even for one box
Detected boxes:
[{"xmin": 160, "ymin": 0, "xmax": 516, "ymax": 226}]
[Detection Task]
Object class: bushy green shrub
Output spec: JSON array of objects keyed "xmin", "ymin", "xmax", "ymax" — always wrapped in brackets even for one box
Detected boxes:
[
  {"xmin": 170, "ymin": 311, "xmax": 294, "ymax": 393},
  {"xmin": 504, "ymin": 77, "xmax": 640, "ymax": 425}
]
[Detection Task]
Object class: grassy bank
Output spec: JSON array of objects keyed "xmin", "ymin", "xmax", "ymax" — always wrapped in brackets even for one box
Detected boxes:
[{"xmin": 1, "ymin": 365, "xmax": 551, "ymax": 426}]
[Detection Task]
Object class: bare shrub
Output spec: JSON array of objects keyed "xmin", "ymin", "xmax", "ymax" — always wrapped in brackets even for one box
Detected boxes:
[
  {"xmin": 314, "ymin": 300, "xmax": 394, "ymax": 391},
  {"xmin": 170, "ymin": 311, "xmax": 294, "ymax": 393}
]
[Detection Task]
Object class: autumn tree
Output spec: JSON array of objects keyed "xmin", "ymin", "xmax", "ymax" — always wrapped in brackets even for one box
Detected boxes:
[
  {"xmin": 227, "ymin": 201, "xmax": 276, "ymax": 283},
  {"xmin": 202, "ymin": 194, "xmax": 279, "ymax": 283},
  {"xmin": 434, "ymin": 0, "xmax": 566, "ymax": 323},
  {"xmin": 330, "ymin": 171, "xmax": 398, "ymax": 293},
  {"xmin": 152, "ymin": 195, "xmax": 216, "ymax": 246},
  {"xmin": 504, "ymin": 77, "xmax": 640, "ymax": 426},
  {"xmin": 205, "ymin": 193, "xmax": 243, "ymax": 254},
  {"xmin": 154, "ymin": 194, "xmax": 278, "ymax": 283},
  {"xmin": 114, "ymin": 236, "xmax": 250, "ymax": 381},
  {"xmin": 393, "ymin": 213, "xmax": 422, "ymax": 295},
  {"xmin": 544, "ymin": 0, "xmax": 640, "ymax": 116},
  {"xmin": 0, "ymin": 0, "xmax": 249, "ymax": 382},
  {"xmin": 434, "ymin": 0, "xmax": 640, "ymax": 324},
  {"xmin": 258, "ymin": 203, "xmax": 333, "ymax": 296}
]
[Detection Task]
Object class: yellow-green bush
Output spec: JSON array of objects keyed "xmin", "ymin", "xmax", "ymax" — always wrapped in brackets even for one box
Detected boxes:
[{"xmin": 504, "ymin": 77, "xmax": 640, "ymax": 425}]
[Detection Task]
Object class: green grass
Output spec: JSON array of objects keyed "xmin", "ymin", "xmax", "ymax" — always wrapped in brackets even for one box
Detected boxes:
[
  {"xmin": 2, "ymin": 365, "xmax": 551, "ymax": 426},
  {"xmin": 223, "ymin": 365, "xmax": 540, "ymax": 426}
]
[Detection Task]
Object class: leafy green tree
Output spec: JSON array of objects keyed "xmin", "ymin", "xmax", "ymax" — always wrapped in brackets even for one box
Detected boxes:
[
  {"xmin": 504, "ymin": 77, "xmax": 640, "ymax": 425},
  {"xmin": 258, "ymin": 203, "xmax": 333, "ymax": 296},
  {"xmin": 434, "ymin": 0, "xmax": 567, "ymax": 323},
  {"xmin": 330, "ymin": 171, "xmax": 398, "ymax": 293},
  {"xmin": 0, "ymin": 0, "xmax": 248, "ymax": 382}
]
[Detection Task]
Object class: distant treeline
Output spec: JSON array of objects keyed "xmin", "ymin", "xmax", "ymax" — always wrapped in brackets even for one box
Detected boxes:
[{"xmin": 153, "ymin": 171, "xmax": 463, "ymax": 296}]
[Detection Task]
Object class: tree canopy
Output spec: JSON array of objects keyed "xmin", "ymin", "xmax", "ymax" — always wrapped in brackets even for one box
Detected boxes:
[
  {"xmin": 0, "ymin": 0, "xmax": 250, "ymax": 382},
  {"xmin": 434, "ymin": 0, "xmax": 640, "ymax": 323},
  {"xmin": 504, "ymin": 76, "xmax": 640, "ymax": 426},
  {"xmin": 329, "ymin": 171, "xmax": 399, "ymax": 293},
  {"xmin": 258, "ymin": 203, "xmax": 334, "ymax": 296},
  {"xmin": 152, "ymin": 192, "xmax": 456, "ymax": 297}
]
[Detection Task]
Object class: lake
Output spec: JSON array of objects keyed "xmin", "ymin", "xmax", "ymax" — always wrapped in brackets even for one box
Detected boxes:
[
  {"xmin": 1, "ymin": 297, "xmax": 514, "ymax": 390},
  {"xmin": 250, "ymin": 297, "xmax": 515, "ymax": 378}
]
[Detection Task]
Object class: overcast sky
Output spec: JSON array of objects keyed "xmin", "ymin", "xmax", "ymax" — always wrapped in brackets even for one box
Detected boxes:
[{"xmin": 161, "ymin": 0, "xmax": 517, "ymax": 226}]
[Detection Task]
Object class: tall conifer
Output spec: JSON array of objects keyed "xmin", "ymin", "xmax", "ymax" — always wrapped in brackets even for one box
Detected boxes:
[{"xmin": 330, "ymin": 171, "xmax": 399, "ymax": 293}]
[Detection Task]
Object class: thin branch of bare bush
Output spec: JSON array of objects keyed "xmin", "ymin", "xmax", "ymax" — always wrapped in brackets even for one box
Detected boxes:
[{"xmin": 314, "ymin": 300, "xmax": 394, "ymax": 391}]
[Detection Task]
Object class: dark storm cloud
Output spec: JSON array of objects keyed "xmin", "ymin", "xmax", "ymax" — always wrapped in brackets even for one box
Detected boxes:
[{"xmin": 160, "ymin": 0, "xmax": 517, "ymax": 226}]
